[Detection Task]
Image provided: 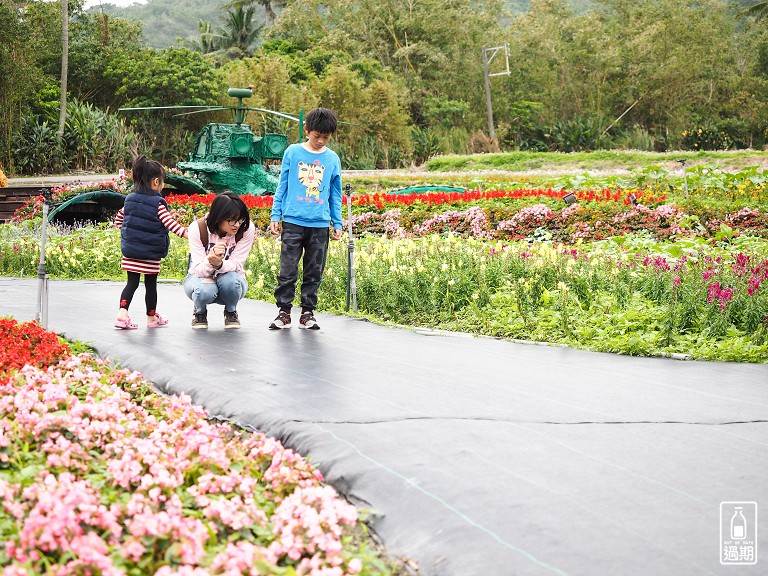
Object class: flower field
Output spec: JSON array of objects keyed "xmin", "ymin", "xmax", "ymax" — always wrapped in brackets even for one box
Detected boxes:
[
  {"xmin": 2, "ymin": 166, "xmax": 768, "ymax": 362},
  {"xmin": 0, "ymin": 319, "xmax": 395, "ymax": 575}
]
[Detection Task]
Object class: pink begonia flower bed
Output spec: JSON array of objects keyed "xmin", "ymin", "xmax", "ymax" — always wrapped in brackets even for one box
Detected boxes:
[{"xmin": 0, "ymin": 353, "xmax": 367, "ymax": 576}]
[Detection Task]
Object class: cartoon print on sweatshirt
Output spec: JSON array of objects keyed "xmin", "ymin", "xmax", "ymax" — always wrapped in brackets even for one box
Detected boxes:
[{"xmin": 297, "ymin": 159, "xmax": 325, "ymax": 199}]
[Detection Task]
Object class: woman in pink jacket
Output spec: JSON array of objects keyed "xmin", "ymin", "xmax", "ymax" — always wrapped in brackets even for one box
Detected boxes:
[{"xmin": 184, "ymin": 193, "xmax": 254, "ymax": 329}]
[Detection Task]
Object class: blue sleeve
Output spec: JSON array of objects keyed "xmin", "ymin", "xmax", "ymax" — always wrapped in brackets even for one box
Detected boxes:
[
  {"xmin": 329, "ymin": 158, "xmax": 343, "ymax": 230},
  {"xmin": 271, "ymin": 146, "xmax": 291, "ymax": 222}
]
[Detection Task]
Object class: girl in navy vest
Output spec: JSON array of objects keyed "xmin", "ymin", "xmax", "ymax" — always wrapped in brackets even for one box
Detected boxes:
[{"xmin": 113, "ymin": 156, "xmax": 188, "ymax": 329}]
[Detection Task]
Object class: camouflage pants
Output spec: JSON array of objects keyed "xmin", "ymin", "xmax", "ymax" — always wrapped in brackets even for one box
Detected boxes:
[{"xmin": 274, "ymin": 222, "xmax": 330, "ymax": 312}]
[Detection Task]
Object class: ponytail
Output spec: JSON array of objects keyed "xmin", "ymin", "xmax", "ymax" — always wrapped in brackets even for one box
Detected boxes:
[{"xmin": 131, "ymin": 155, "xmax": 165, "ymax": 191}]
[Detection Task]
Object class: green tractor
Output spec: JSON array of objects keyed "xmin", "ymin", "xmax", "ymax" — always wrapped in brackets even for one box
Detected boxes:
[{"xmin": 121, "ymin": 87, "xmax": 303, "ymax": 196}]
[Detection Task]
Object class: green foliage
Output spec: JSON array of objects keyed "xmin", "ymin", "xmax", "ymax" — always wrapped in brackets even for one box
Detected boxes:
[
  {"xmin": 101, "ymin": 47, "xmax": 222, "ymax": 163},
  {"xmin": 681, "ymin": 126, "xmax": 734, "ymax": 151},
  {"xmin": 11, "ymin": 98, "xmax": 137, "ymax": 175},
  {"xmin": 12, "ymin": 119, "xmax": 64, "ymax": 175},
  {"xmin": 66, "ymin": 12, "xmax": 145, "ymax": 109},
  {"xmin": 106, "ymin": 47, "xmax": 223, "ymax": 108},
  {"xmin": 2, "ymin": 179, "xmax": 768, "ymax": 362},
  {"xmin": 219, "ymin": 54, "xmax": 306, "ymax": 122},
  {"xmin": 550, "ymin": 115, "xmax": 606, "ymax": 152},
  {"xmin": 411, "ymin": 127, "xmax": 441, "ymax": 165},
  {"xmin": 434, "ymin": 126, "xmax": 473, "ymax": 156},
  {"xmin": 5, "ymin": 0, "xmax": 768, "ymax": 172},
  {"xmin": 63, "ymin": 100, "xmax": 137, "ymax": 171},
  {"xmin": 307, "ymin": 64, "xmax": 412, "ymax": 168},
  {"xmin": 0, "ymin": 1, "xmax": 53, "ymax": 172},
  {"xmin": 497, "ymin": 101, "xmax": 549, "ymax": 151},
  {"xmin": 273, "ymin": 0, "xmax": 502, "ymax": 128},
  {"xmin": 611, "ymin": 125, "xmax": 658, "ymax": 152},
  {"xmin": 422, "ymin": 97, "xmax": 470, "ymax": 128}
]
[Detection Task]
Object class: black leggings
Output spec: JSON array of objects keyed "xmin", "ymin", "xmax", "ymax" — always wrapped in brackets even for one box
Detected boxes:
[{"xmin": 119, "ymin": 271, "xmax": 158, "ymax": 316}]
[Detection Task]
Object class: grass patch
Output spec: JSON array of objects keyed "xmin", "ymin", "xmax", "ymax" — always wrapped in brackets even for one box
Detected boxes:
[{"xmin": 425, "ymin": 150, "xmax": 768, "ymax": 173}]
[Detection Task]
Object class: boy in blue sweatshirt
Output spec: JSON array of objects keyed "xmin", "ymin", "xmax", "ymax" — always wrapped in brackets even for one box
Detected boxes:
[{"xmin": 268, "ymin": 107, "xmax": 343, "ymax": 330}]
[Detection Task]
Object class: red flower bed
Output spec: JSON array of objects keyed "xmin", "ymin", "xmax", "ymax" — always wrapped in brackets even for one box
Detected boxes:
[
  {"xmin": 166, "ymin": 187, "xmax": 666, "ymax": 213},
  {"xmin": 353, "ymin": 187, "xmax": 665, "ymax": 210},
  {"xmin": 0, "ymin": 319, "xmax": 70, "ymax": 384},
  {"xmin": 165, "ymin": 193, "xmax": 275, "ymax": 209}
]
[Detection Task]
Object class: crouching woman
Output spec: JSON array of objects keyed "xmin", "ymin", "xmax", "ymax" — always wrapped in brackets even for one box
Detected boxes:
[{"xmin": 184, "ymin": 192, "xmax": 254, "ymax": 329}]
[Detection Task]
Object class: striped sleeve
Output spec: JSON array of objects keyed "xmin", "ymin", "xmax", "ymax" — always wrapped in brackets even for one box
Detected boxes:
[
  {"xmin": 158, "ymin": 204, "xmax": 187, "ymax": 237},
  {"xmin": 114, "ymin": 207, "xmax": 125, "ymax": 229}
]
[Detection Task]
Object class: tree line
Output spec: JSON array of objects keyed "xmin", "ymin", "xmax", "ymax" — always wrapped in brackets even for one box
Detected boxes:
[{"xmin": 1, "ymin": 0, "xmax": 767, "ymax": 176}]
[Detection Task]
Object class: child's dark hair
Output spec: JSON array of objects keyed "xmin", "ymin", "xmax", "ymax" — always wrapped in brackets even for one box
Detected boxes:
[
  {"xmin": 131, "ymin": 155, "xmax": 165, "ymax": 191},
  {"xmin": 207, "ymin": 192, "xmax": 250, "ymax": 235},
  {"xmin": 304, "ymin": 107, "xmax": 338, "ymax": 135}
]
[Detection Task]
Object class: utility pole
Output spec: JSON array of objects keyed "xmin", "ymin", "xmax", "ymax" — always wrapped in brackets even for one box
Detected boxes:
[{"xmin": 481, "ymin": 44, "xmax": 510, "ymax": 140}]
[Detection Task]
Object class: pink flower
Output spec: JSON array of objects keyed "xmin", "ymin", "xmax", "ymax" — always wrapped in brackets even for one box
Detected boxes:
[{"xmin": 707, "ymin": 282, "xmax": 734, "ymax": 312}]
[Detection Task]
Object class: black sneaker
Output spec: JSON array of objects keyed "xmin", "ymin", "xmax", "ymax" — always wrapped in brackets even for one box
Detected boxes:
[
  {"xmin": 269, "ymin": 310, "xmax": 291, "ymax": 330},
  {"xmin": 192, "ymin": 311, "xmax": 208, "ymax": 329},
  {"xmin": 224, "ymin": 310, "xmax": 240, "ymax": 329},
  {"xmin": 300, "ymin": 311, "xmax": 320, "ymax": 330}
]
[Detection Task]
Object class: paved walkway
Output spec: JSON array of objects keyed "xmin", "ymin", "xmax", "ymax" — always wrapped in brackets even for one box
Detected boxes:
[{"xmin": 1, "ymin": 277, "xmax": 766, "ymax": 575}]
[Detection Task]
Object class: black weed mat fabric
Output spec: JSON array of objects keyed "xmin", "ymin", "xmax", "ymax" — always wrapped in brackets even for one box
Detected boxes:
[{"xmin": 1, "ymin": 277, "xmax": 767, "ymax": 576}]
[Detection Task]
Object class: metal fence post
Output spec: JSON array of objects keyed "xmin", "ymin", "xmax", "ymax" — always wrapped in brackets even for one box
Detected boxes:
[
  {"xmin": 35, "ymin": 189, "xmax": 51, "ymax": 327},
  {"xmin": 344, "ymin": 183, "xmax": 357, "ymax": 313}
]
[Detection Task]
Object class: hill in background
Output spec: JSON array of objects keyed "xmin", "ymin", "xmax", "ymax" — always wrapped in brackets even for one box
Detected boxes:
[
  {"xmin": 91, "ymin": 0, "xmax": 264, "ymax": 49},
  {"xmin": 91, "ymin": 0, "xmax": 592, "ymax": 49},
  {"xmin": 93, "ymin": 0, "xmax": 759, "ymax": 50}
]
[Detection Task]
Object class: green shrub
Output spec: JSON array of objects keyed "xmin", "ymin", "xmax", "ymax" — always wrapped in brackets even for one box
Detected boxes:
[
  {"xmin": 12, "ymin": 118, "xmax": 65, "ymax": 175},
  {"xmin": 550, "ymin": 115, "xmax": 606, "ymax": 152},
  {"xmin": 411, "ymin": 126, "xmax": 440, "ymax": 165},
  {"xmin": 681, "ymin": 126, "xmax": 734, "ymax": 151},
  {"xmin": 611, "ymin": 125, "xmax": 657, "ymax": 152}
]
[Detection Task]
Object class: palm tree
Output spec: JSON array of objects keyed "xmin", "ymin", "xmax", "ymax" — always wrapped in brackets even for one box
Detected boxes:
[
  {"xmin": 219, "ymin": 5, "xmax": 262, "ymax": 56},
  {"xmin": 187, "ymin": 7, "xmax": 260, "ymax": 61},
  {"xmin": 187, "ymin": 19, "xmax": 225, "ymax": 54},
  {"xmin": 224, "ymin": 0, "xmax": 285, "ymax": 28}
]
